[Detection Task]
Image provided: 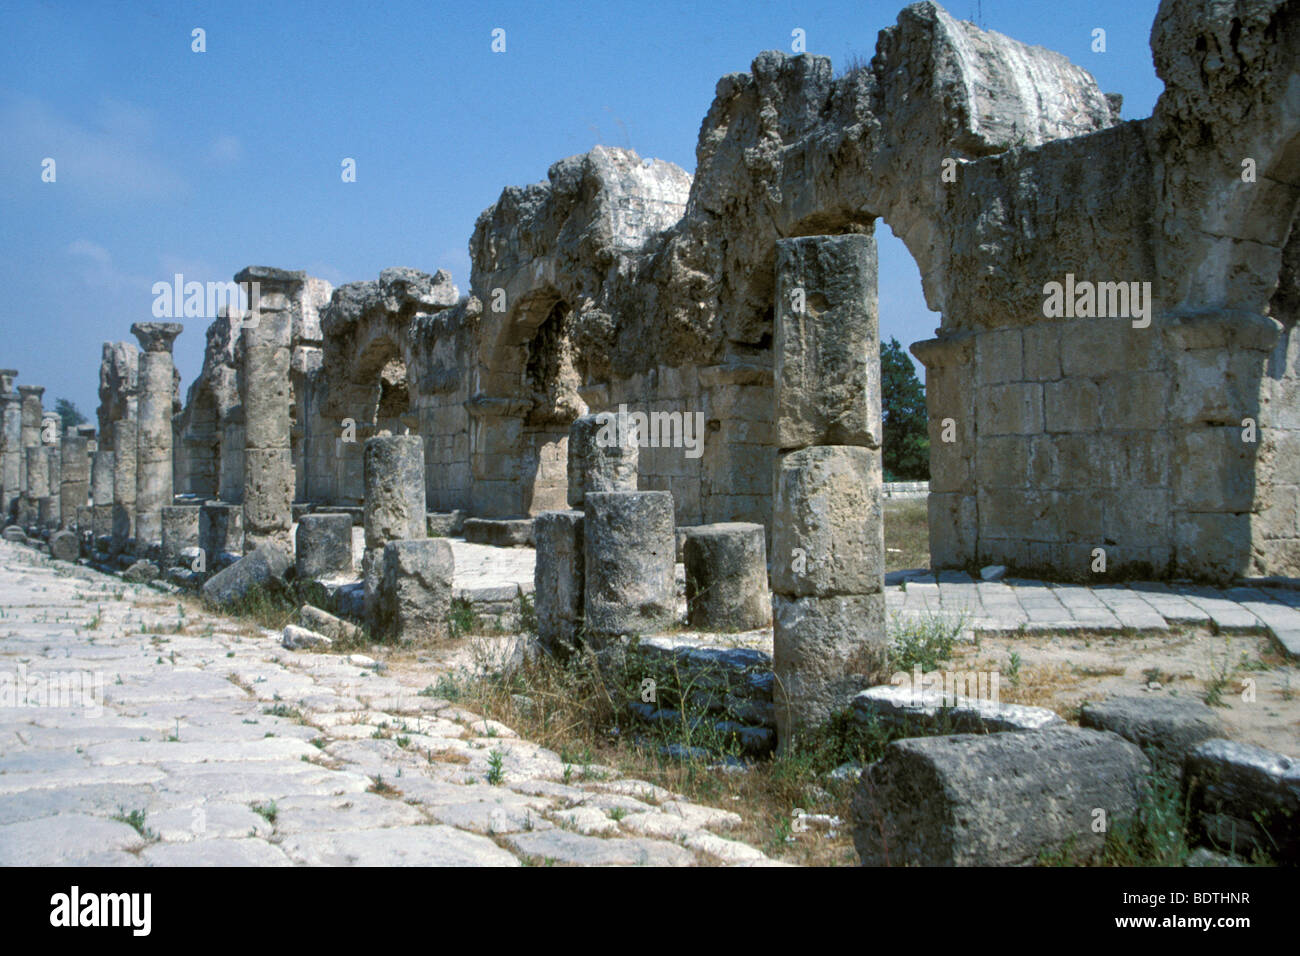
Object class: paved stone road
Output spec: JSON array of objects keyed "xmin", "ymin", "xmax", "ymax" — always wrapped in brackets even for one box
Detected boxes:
[
  {"xmin": 887, "ymin": 570, "xmax": 1300, "ymax": 659},
  {"xmin": 0, "ymin": 540, "xmax": 777, "ymax": 867}
]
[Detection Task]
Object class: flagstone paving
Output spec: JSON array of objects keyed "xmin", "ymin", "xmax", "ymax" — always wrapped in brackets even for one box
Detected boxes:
[
  {"xmin": 0, "ymin": 540, "xmax": 779, "ymax": 867},
  {"xmin": 4, "ymin": 534, "xmax": 1298, "ymax": 867},
  {"xmin": 887, "ymin": 570, "xmax": 1300, "ymax": 659}
]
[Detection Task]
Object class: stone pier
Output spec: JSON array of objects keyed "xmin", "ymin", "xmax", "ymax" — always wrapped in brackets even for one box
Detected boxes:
[
  {"xmin": 22, "ymin": 446, "xmax": 48, "ymax": 530},
  {"xmin": 534, "ymin": 509, "xmax": 585, "ymax": 650},
  {"xmin": 130, "ymin": 322, "xmax": 182, "ymax": 551},
  {"xmin": 239, "ymin": 292, "xmax": 294, "ymax": 555},
  {"xmin": 91, "ymin": 450, "xmax": 114, "ymax": 544},
  {"xmin": 0, "ymin": 371, "xmax": 20, "ymax": 521},
  {"xmin": 567, "ymin": 412, "xmax": 639, "ymax": 506},
  {"xmin": 200, "ymin": 501, "xmax": 244, "ymax": 562},
  {"xmin": 583, "ymin": 490, "xmax": 676, "ymax": 640},
  {"xmin": 362, "ymin": 435, "xmax": 426, "ymax": 622},
  {"xmin": 41, "ymin": 417, "xmax": 61, "ymax": 531},
  {"xmin": 59, "ymin": 434, "xmax": 89, "ymax": 530},
  {"xmin": 17, "ymin": 385, "xmax": 43, "ymax": 497},
  {"xmin": 772, "ymin": 234, "xmax": 885, "ymax": 751},
  {"xmin": 161, "ymin": 504, "xmax": 201, "ymax": 567},
  {"xmin": 110, "ymin": 402, "xmax": 137, "ymax": 555}
]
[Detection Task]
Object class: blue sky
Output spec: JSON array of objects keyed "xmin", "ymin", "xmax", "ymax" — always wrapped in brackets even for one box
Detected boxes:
[{"xmin": 0, "ymin": 0, "xmax": 1164, "ymax": 419}]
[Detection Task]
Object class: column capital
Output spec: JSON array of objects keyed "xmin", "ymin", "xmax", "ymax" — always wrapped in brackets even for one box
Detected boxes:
[
  {"xmin": 130, "ymin": 322, "xmax": 183, "ymax": 353},
  {"xmin": 17, "ymin": 384, "xmax": 44, "ymax": 399}
]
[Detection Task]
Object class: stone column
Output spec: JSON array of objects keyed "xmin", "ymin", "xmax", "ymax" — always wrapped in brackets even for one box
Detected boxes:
[
  {"xmin": 60, "ymin": 434, "xmax": 89, "ymax": 530},
  {"xmin": 130, "ymin": 322, "xmax": 182, "ymax": 551},
  {"xmin": 91, "ymin": 450, "xmax": 114, "ymax": 545},
  {"xmin": 42, "ymin": 416, "xmax": 62, "ymax": 531},
  {"xmin": 0, "ymin": 371, "xmax": 20, "ymax": 521},
  {"xmin": 18, "ymin": 385, "xmax": 43, "ymax": 495},
  {"xmin": 160, "ymin": 504, "xmax": 201, "ymax": 567},
  {"xmin": 534, "ymin": 509, "xmax": 585, "ymax": 650},
  {"xmin": 567, "ymin": 412, "xmax": 638, "ymax": 506},
  {"xmin": 772, "ymin": 234, "xmax": 885, "ymax": 752},
  {"xmin": 362, "ymin": 435, "xmax": 426, "ymax": 622},
  {"xmin": 240, "ymin": 304, "xmax": 294, "ymax": 555},
  {"xmin": 110, "ymin": 395, "xmax": 138, "ymax": 555},
  {"xmin": 22, "ymin": 445, "xmax": 48, "ymax": 530},
  {"xmin": 582, "ymin": 490, "xmax": 676, "ymax": 640}
]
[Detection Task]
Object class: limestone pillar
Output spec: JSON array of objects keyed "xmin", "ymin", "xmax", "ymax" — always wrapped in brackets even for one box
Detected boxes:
[
  {"xmin": 91, "ymin": 450, "xmax": 114, "ymax": 544},
  {"xmin": 772, "ymin": 234, "xmax": 885, "ymax": 752},
  {"xmin": 200, "ymin": 501, "xmax": 244, "ymax": 560},
  {"xmin": 0, "ymin": 370, "xmax": 20, "ymax": 521},
  {"xmin": 110, "ymin": 396, "xmax": 137, "ymax": 555},
  {"xmin": 240, "ymin": 305, "xmax": 293, "ymax": 555},
  {"xmin": 130, "ymin": 322, "xmax": 182, "ymax": 550},
  {"xmin": 362, "ymin": 435, "xmax": 426, "ymax": 622},
  {"xmin": 23, "ymin": 445, "xmax": 48, "ymax": 529},
  {"xmin": 567, "ymin": 413, "xmax": 638, "ymax": 507},
  {"xmin": 295, "ymin": 513, "xmax": 354, "ymax": 580},
  {"xmin": 160, "ymin": 504, "xmax": 201, "ymax": 567},
  {"xmin": 582, "ymin": 490, "xmax": 676, "ymax": 640},
  {"xmin": 683, "ymin": 522, "xmax": 771, "ymax": 631},
  {"xmin": 534, "ymin": 509, "xmax": 585, "ymax": 650},
  {"xmin": 42, "ymin": 416, "xmax": 62, "ymax": 531},
  {"xmin": 60, "ymin": 434, "xmax": 89, "ymax": 530},
  {"xmin": 18, "ymin": 385, "xmax": 43, "ymax": 495}
]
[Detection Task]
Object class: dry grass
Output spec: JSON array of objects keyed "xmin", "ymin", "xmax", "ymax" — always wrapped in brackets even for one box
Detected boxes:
[{"xmin": 884, "ymin": 498, "xmax": 929, "ymax": 572}]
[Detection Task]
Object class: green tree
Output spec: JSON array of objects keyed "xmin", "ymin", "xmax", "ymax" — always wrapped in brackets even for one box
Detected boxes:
[
  {"xmin": 55, "ymin": 398, "xmax": 87, "ymax": 432},
  {"xmin": 881, "ymin": 337, "xmax": 929, "ymax": 480}
]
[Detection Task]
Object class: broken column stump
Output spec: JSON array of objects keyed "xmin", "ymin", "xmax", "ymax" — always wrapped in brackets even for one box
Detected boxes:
[
  {"xmin": 683, "ymin": 522, "xmax": 771, "ymax": 631},
  {"xmin": 567, "ymin": 412, "xmax": 639, "ymax": 507},
  {"xmin": 296, "ymin": 512, "xmax": 354, "ymax": 580},
  {"xmin": 363, "ymin": 435, "xmax": 426, "ymax": 624},
  {"xmin": 160, "ymin": 504, "xmax": 201, "ymax": 567},
  {"xmin": 583, "ymin": 490, "xmax": 675, "ymax": 640},
  {"xmin": 534, "ymin": 509, "xmax": 585, "ymax": 650},
  {"xmin": 377, "ymin": 538, "xmax": 454, "ymax": 642}
]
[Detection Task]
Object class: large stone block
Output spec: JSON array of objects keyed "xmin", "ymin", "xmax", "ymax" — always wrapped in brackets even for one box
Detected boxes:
[
  {"xmin": 202, "ymin": 546, "xmax": 290, "ymax": 607},
  {"xmin": 773, "ymin": 592, "xmax": 886, "ymax": 747},
  {"xmin": 978, "ymin": 382, "xmax": 1044, "ymax": 436},
  {"xmin": 533, "ymin": 510, "xmax": 584, "ymax": 649},
  {"xmin": 200, "ymin": 502, "xmax": 244, "ymax": 558},
  {"xmin": 567, "ymin": 413, "xmax": 638, "ymax": 507},
  {"xmin": 160, "ymin": 505, "xmax": 201, "ymax": 567},
  {"xmin": 363, "ymin": 436, "xmax": 426, "ymax": 549},
  {"xmin": 852, "ymin": 684, "xmax": 1064, "ymax": 735},
  {"xmin": 59, "ymin": 435, "xmax": 89, "ymax": 528},
  {"xmin": 583, "ymin": 491, "xmax": 676, "ymax": 639},
  {"xmin": 683, "ymin": 522, "xmax": 770, "ymax": 631},
  {"xmin": 770, "ymin": 446, "xmax": 883, "ymax": 596},
  {"xmin": 1183, "ymin": 738, "xmax": 1300, "ymax": 863},
  {"xmin": 1080, "ymin": 695, "xmax": 1224, "ymax": 775},
  {"xmin": 774, "ymin": 234, "xmax": 881, "ymax": 451},
  {"xmin": 851, "ymin": 727, "xmax": 1150, "ymax": 866},
  {"xmin": 376, "ymin": 538, "xmax": 455, "ymax": 642},
  {"xmin": 48, "ymin": 529, "xmax": 79, "ymax": 563},
  {"xmin": 295, "ymin": 513, "xmax": 354, "ymax": 580}
]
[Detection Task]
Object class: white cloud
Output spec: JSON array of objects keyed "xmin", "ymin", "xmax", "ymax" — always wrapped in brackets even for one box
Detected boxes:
[
  {"xmin": 66, "ymin": 239, "xmax": 150, "ymax": 300},
  {"xmin": 0, "ymin": 93, "xmax": 187, "ymax": 200}
]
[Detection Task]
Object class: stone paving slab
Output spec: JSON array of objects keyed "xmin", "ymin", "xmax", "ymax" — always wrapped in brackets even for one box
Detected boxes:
[
  {"xmin": 890, "ymin": 571, "xmax": 1298, "ymax": 658},
  {"xmin": 0, "ymin": 539, "xmax": 777, "ymax": 867}
]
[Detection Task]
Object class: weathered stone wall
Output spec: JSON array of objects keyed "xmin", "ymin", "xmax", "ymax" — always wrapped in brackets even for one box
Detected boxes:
[{"xmin": 160, "ymin": 0, "xmax": 1299, "ymax": 583}]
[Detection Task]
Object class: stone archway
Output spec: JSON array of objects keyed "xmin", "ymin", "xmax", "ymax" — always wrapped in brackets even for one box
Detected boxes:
[{"xmin": 470, "ymin": 287, "xmax": 585, "ymax": 517}]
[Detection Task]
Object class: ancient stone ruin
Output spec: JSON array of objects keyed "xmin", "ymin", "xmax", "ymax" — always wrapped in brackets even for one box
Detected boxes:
[{"xmin": 1, "ymin": 0, "xmax": 1297, "ymax": 868}]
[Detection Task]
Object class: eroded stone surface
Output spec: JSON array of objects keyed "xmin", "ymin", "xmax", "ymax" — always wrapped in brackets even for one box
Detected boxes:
[{"xmin": 0, "ymin": 538, "xmax": 773, "ymax": 867}]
